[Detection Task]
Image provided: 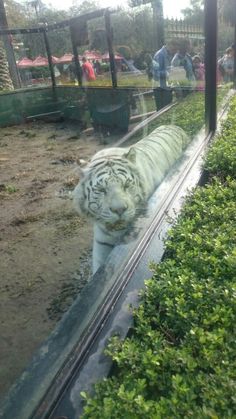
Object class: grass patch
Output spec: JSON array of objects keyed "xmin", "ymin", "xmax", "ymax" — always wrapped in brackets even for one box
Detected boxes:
[{"xmin": 0, "ymin": 184, "xmax": 18, "ymax": 198}]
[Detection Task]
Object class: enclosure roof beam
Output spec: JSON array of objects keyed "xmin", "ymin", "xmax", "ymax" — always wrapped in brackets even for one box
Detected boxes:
[{"xmin": 0, "ymin": 8, "xmax": 115, "ymax": 36}]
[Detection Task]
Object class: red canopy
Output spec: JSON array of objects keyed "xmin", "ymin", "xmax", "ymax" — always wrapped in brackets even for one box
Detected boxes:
[
  {"xmin": 83, "ymin": 50, "xmax": 102, "ymax": 60},
  {"xmin": 17, "ymin": 57, "xmax": 34, "ymax": 68},
  {"xmin": 57, "ymin": 53, "xmax": 74, "ymax": 63},
  {"xmin": 32, "ymin": 55, "xmax": 49, "ymax": 67}
]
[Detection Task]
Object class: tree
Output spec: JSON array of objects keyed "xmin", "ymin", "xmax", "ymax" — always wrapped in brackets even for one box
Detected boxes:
[
  {"xmin": 218, "ymin": 0, "xmax": 236, "ymax": 26},
  {"xmin": 0, "ymin": 40, "xmax": 13, "ymax": 90},
  {"xmin": 129, "ymin": 0, "xmax": 164, "ymax": 50},
  {"xmin": 0, "ymin": 0, "xmax": 20, "ymax": 88},
  {"xmin": 4, "ymin": 0, "xmax": 28, "ymax": 28},
  {"xmin": 216, "ymin": 0, "xmax": 235, "ymax": 53},
  {"xmin": 69, "ymin": 0, "xmax": 100, "ymax": 17},
  {"xmin": 22, "ymin": 8, "xmax": 70, "ymax": 59},
  {"xmin": 180, "ymin": 0, "xmax": 235, "ymax": 57},
  {"xmin": 181, "ymin": 0, "xmax": 204, "ymax": 25}
]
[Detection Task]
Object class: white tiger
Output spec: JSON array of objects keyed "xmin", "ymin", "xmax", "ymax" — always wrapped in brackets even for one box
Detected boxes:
[{"xmin": 73, "ymin": 125, "xmax": 189, "ymax": 273}]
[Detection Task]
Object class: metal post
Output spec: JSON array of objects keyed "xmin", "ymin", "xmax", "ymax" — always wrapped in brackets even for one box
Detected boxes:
[
  {"xmin": 70, "ymin": 25, "xmax": 83, "ymax": 87},
  {"xmin": 152, "ymin": 0, "xmax": 164, "ymax": 51},
  {"xmin": 204, "ymin": 0, "xmax": 217, "ymax": 134},
  {"xmin": 234, "ymin": 24, "xmax": 236, "ymax": 89},
  {"xmin": 43, "ymin": 29, "xmax": 56, "ymax": 88},
  {"xmin": 104, "ymin": 10, "xmax": 117, "ymax": 88}
]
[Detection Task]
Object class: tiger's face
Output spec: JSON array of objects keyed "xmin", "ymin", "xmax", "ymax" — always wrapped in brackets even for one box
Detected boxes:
[{"xmin": 73, "ymin": 158, "xmax": 145, "ymax": 230}]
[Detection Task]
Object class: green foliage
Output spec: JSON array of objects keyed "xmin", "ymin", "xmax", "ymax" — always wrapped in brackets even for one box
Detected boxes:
[
  {"xmin": 181, "ymin": 0, "xmax": 204, "ymax": 25},
  {"xmin": 129, "ymin": 91, "xmax": 205, "ymax": 143},
  {"xmin": 218, "ymin": 22, "xmax": 234, "ymax": 53},
  {"xmin": 69, "ymin": 0, "xmax": 99, "ymax": 17},
  {"xmin": 4, "ymin": 184, "xmax": 17, "ymax": 193},
  {"xmin": 218, "ymin": 0, "xmax": 236, "ymax": 26},
  {"xmin": 100, "ymin": 62, "xmax": 109, "ymax": 72},
  {"xmin": 205, "ymin": 96, "xmax": 236, "ymax": 181},
  {"xmin": 90, "ymin": 28, "xmax": 107, "ymax": 53},
  {"xmin": 116, "ymin": 45, "xmax": 132, "ymax": 60},
  {"xmin": 3, "ymin": 0, "xmax": 234, "ymax": 63},
  {"xmin": 4, "ymin": 0, "xmax": 28, "ymax": 28},
  {"xmin": 81, "ymin": 96, "xmax": 236, "ymax": 417},
  {"xmin": 19, "ymin": 66, "xmax": 50, "ymax": 79}
]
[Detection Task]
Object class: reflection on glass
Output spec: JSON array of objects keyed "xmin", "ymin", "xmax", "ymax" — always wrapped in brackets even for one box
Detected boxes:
[
  {"xmin": 47, "ymin": 27, "xmax": 75, "ymax": 85},
  {"xmin": 73, "ymin": 124, "xmax": 190, "ymax": 274},
  {"xmin": 71, "ymin": 0, "xmax": 207, "ymax": 275},
  {"xmin": 15, "ymin": 32, "xmax": 52, "ymax": 88},
  {"xmin": 217, "ymin": 3, "xmax": 235, "ymax": 109},
  {"xmin": 0, "ymin": 0, "xmax": 209, "ymax": 407}
]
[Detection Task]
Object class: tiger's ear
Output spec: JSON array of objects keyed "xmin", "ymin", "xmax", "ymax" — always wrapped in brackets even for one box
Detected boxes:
[
  {"xmin": 74, "ymin": 159, "xmax": 88, "ymax": 179},
  {"xmin": 78, "ymin": 158, "xmax": 87, "ymax": 167},
  {"xmin": 124, "ymin": 147, "xmax": 136, "ymax": 163}
]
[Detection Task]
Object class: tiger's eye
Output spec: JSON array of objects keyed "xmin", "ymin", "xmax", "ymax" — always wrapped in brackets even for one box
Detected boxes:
[
  {"xmin": 98, "ymin": 187, "xmax": 106, "ymax": 194},
  {"xmin": 95, "ymin": 182, "xmax": 104, "ymax": 192}
]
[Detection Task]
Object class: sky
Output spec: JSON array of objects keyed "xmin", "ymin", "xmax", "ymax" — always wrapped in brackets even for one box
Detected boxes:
[{"xmin": 44, "ymin": 0, "xmax": 191, "ymax": 19}]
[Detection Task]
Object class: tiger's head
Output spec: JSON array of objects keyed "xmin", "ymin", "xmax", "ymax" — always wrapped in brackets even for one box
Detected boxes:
[{"xmin": 73, "ymin": 148, "xmax": 146, "ymax": 231}]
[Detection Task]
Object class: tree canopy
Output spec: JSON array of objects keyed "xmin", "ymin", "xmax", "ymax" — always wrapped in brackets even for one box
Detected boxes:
[{"xmin": 1, "ymin": 0, "xmax": 235, "ymax": 63}]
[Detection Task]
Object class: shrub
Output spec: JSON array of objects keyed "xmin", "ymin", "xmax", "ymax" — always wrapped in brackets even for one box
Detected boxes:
[{"xmin": 204, "ymin": 97, "xmax": 236, "ymax": 181}]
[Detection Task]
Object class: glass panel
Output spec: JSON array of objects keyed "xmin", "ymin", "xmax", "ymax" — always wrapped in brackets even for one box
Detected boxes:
[
  {"xmin": 0, "ymin": 0, "xmax": 208, "ymax": 408},
  {"xmin": 86, "ymin": 16, "xmax": 111, "ymax": 87},
  {"xmin": 111, "ymin": 9, "xmax": 153, "ymax": 88},
  {"xmin": 72, "ymin": 1, "xmax": 206, "ymax": 282},
  {"xmin": 47, "ymin": 26, "xmax": 75, "ymax": 86},
  {"xmin": 217, "ymin": 9, "xmax": 234, "ymax": 109},
  {"xmin": 16, "ymin": 31, "xmax": 52, "ymax": 88}
]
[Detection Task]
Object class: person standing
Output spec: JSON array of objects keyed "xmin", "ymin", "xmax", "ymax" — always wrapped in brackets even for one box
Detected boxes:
[
  {"xmin": 152, "ymin": 39, "xmax": 179, "ymax": 87},
  {"xmin": 218, "ymin": 47, "xmax": 234, "ymax": 83},
  {"xmin": 81, "ymin": 57, "xmax": 96, "ymax": 83},
  {"xmin": 192, "ymin": 55, "xmax": 205, "ymax": 90},
  {"xmin": 94, "ymin": 60, "xmax": 101, "ymax": 75},
  {"xmin": 171, "ymin": 38, "xmax": 195, "ymax": 82}
]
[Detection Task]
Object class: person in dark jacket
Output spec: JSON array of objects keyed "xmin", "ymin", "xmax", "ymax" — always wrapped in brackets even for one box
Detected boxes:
[{"xmin": 152, "ymin": 39, "xmax": 179, "ymax": 87}]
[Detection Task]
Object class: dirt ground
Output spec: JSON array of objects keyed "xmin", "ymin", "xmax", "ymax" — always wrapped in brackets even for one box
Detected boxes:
[{"xmin": 0, "ymin": 119, "xmax": 117, "ymax": 399}]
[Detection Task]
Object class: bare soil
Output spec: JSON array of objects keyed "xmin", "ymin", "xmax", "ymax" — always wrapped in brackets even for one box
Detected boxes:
[{"xmin": 0, "ymin": 120, "xmax": 110, "ymax": 399}]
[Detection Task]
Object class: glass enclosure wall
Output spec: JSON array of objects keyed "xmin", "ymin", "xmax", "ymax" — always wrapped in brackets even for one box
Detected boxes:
[
  {"xmin": 47, "ymin": 26, "xmax": 74, "ymax": 85},
  {"xmin": 217, "ymin": 9, "xmax": 235, "ymax": 108},
  {"xmin": 19, "ymin": 33, "xmax": 50, "ymax": 87},
  {"xmin": 85, "ymin": 16, "xmax": 111, "ymax": 87},
  {"xmin": 0, "ymin": 0, "xmax": 224, "ymax": 407},
  {"xmin": 0, "ymin": 31, "xmax": 50, "ymax": 88}
]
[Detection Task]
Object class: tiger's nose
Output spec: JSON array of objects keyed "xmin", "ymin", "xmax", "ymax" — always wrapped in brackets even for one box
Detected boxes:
[{"xmin": 110, "ymin": 204, "xmax": 127, "ymax": 215}]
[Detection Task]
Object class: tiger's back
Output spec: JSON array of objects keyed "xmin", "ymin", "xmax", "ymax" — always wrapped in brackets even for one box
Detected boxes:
[{"xmin": 127, "ymin": 125, "xmax": 189, "ymax": 196}]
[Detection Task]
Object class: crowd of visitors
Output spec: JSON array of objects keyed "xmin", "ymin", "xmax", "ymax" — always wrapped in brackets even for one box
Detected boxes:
[
  {"xmin": 151, "ymin": 38, "xmax": 235, "ymax": 88},
  {"xmin": 55, "ymin": 41, "xmax": 235, "ymax": 87}
]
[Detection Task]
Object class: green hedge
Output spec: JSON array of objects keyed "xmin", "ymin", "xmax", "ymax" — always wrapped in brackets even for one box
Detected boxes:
[
  {"xmin": 81, "ymin": 96, "xmax": 236, "ymax": 418},
  {"xmin": 204, "ymin": 104, "xmax": 236, "ymax": 181},
  {"xmin": 130, "ymin": 86, "xmax": 228, "ymax": 144}
]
